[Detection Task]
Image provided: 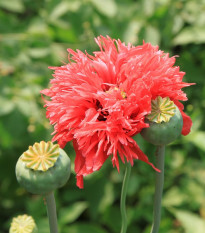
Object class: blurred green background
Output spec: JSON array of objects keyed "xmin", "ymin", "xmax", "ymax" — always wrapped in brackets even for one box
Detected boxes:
[{"xmin": 0, "ymin": 0, "xmax": 205, "ymax": 232}]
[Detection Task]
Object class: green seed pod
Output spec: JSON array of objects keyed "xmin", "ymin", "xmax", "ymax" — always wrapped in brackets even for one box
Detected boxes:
[
  {"xmin": 141, "ymin": 96, "xmax": 183, "ymax": 145},
  {"xmin": 9, "ymin": 214, "xmax": 38, "ymax": 233},
  {"xmin": 16, "ymin": 141, "xmax": 71, "ymax": 195}
]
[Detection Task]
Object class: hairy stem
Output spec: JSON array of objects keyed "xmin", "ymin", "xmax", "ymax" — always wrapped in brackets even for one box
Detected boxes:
[
  {"xmin": 120, "ymin": 162, "xmax": 132, "ymax": 233},
  {"xmin": 151, "ymin": 145, "xmax": 165, "ymax": 233}
]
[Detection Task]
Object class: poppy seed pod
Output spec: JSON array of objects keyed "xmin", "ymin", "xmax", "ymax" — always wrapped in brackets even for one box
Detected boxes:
[
  {"xmin": 9, "ymin": 214, "xmax": 38, "ymax": 233},
  {"xmin": 16, "ymin": 141, "xmax": 71, "ymax": 195},
  {"xmin": 141, "ymin": 97, "xmax": 183, "ymax": 145}
]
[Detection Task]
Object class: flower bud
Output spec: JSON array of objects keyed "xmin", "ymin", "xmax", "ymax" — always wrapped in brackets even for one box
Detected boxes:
[
  {"xmin": 16, "ymin": 141, "xmax": 71, "ymax": 195},
  {"xmin": 141, "ymin": 97, "xmax": 183, "ymax": 145}
]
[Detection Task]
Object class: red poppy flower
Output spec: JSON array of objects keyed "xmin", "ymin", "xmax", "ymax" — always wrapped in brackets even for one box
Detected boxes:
[
  {"xmin": 118, "ymin": 42, "xmax": 194, "ymax": 135},
  {"xmin": 41, "ymin": 36, "xmax": 193, "ymax": 188}
]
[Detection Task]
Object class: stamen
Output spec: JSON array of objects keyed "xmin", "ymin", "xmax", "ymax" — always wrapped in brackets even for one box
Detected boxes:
[{"xmin": 106, "ymin": 87, "xmax": 127, "ymax": 99}]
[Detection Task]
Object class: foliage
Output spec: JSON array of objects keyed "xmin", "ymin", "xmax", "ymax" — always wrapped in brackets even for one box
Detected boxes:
[{"xmin": 0, "ymin": 0, "xmax": 205, "ymax": 232}]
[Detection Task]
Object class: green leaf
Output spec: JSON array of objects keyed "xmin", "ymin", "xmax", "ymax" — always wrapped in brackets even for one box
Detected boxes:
[
  {"xmin": 123, "ymin": 20, "xmax": 142, "ymax": 44},
  {"xmin": 163, "ymin": 187, "xmax": 188, "ymax": 207},
  {"xmin": 145, "ymin": 26, "xmax": 160, "ymax": 45},
  {"xmin": 90, "ymin": 0, "xmax": 117, "ymax": 17},
  {"xmin": 192, "ymin": 169, "xmax": 205, "ymax": 186},
  {"xmin": 62, "ymin": 223, "xmax": 107, "ymax": 233},
  {"xmin": 172, "ymin": 15, "xmax": 184, "ymax": 34},
  {"xmin": 184, "ymin": 131, "xmax": 205, "ymax": 152},
  {"xmin": 143, "ymin": 0, "xmax": 155, "ymax": 16},
  {"xmin": 26, "ymin": 196, "xmax": 46, "ymax": 220},
  {"xmin": 50, "ymin": 44, "xmax": 67, "ymax": 63},
  {"xmin": 102, "ymin": 206, "xmax": 121, "ymax": 233},
  {"xmin": 98, "ymin": 182, "xmax": 114, "ymax": 213},
  {"xmin": 171, "ymin": 209, "xmax": 205, "ymax": 233},
  {"xmin": 49, "ymin": 1, "xmax": 81, "ymax": 20},
  {"xmin": 173, "ymin": 27, "xmax": 205, "ymax": 45},
  {"xmin": 27, "ymin": 48, "xmax": 50, "ymax": 59},
  {"xmin": 0, "ymin": 0, "xmax": 24, "ymax": 13},
  {"xmin": 35, "ymin": 218, "xmax": 49, "ymax": 233},
  {"xmin": 0, "ymin": 122, "xmax": 12, "ymax": 148},
  {"xmin": 59, "ymin": 202, "xmax": 88, "ymax": 225},
  {"xmin": 15, "ymin": 98, "xmax": 40, "ymax": 120},
  {"xmin": 0, "ymin": 97, "xmax": 15, "ymax": 116},
  {"xmin": 84, "ymin": 171, "xmax": 111, "ymax": 220},
  {"xmin": 186, "ymin": 180, "xmax": 204, "ymax": 204},
  {"xmin": 28, "ymin": 19, "xmax": 49, "ymax": 35}
]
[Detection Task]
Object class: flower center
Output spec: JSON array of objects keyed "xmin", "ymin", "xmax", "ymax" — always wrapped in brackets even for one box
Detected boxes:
[
  {"xmin": 96, "ymin": 100, "xmax": 109, "ymax": 121},
  {"xmin": 21, "ymin": 141, "xmax": 60, "ymax": 171},
  {"xmin": 96, "ymin": 87, "xmax": 127, "ymax": 121},
  {"xmin": 106, "ymin": 87, "xmax": 127, "ymax": 99},
  {"xmin": 146, "ymin": 96, "xmax": 176, "ymax": 123}
]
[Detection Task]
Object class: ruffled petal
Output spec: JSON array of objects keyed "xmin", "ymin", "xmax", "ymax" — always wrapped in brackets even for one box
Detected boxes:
[{"xmin": 41, "ymin": 35, "xmax": 193, "ymax": 188}]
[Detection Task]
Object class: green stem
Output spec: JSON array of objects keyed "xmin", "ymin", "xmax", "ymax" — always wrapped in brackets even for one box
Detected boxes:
[
  {"xmin": 120, "ymin": 162, "xmax": 132, "ymax": 233},
  {"xmin": 151, "ymin": 145, "xmax": 165, "ymax": 233},
  {"xmin": 45, "ymin": 192, "xmax": 58, "ymax": 233}
]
